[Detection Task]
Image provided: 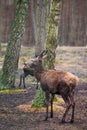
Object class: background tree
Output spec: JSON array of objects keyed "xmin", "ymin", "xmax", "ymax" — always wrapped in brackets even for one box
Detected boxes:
[
  {"xmin": 2, "ymin": 0, "xmax": 29, "ymax": 88},
  {"xmin": 33, "ymin": 0, "xmax": 51, "ymax": 56},
  {"xmin": 0, "ymin": 0, "xmax": 15, "ymax": 44},
  {"xmin": 23, "ymin": 0, "xmax": 35, "ymax": 46},
  {"xmin": 58, "ymin": 0, "xmax": 87, "ymax": 46}
]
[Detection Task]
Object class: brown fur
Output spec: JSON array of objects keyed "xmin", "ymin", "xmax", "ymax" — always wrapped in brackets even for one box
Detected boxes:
[{"xmin": 40, "ymin": 70, "xmax": 78, "ymax": 94}]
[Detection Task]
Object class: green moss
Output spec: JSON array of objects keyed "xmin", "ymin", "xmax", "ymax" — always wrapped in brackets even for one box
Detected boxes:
[
  {"xmin": 45, "ymin": 0, "xmax": 59, "ymax": 69},
  {"xmin": 32, "ymin": 87, "xmax": 45, "ymax": 108},
  {"xmin": 0, "ymin": 71, "xmax": 9, "ymax": 90}
]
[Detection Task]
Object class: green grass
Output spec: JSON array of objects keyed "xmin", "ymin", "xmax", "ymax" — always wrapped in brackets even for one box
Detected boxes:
[
  {"xmin": 0, "ymin": 88, "xmax": 26, "ymax": 94},
  {"xmin": 55, "ymin": 59, "xmax": 63, "ymax": 64}
]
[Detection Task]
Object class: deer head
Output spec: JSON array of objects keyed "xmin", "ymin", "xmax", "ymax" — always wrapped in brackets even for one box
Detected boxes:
[{"xmin": 29, "ymin": 50, "xmax": 48, "ymax": 69}]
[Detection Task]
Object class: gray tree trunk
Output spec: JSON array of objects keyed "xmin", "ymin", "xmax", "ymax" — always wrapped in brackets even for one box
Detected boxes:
[{"xmin": 33, "ymin": 0, "xmax": 51, "ymax": 56}]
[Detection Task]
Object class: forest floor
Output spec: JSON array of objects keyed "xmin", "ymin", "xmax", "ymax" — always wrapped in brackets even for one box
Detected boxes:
[{"xmin": 0, "ymin": 46, "xmax": 87, "ymax": 130}]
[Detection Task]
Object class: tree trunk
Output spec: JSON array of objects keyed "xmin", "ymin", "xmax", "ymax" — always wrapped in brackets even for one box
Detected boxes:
[
  {"xmin": 2, "ymin": 0, "xmax": 29, "ymax": 88},
  {"xmin": 58, "ymin": 0, "xmax": 87, "ymax": 46},
  {"xmin": 33, "ymin": 0, "xmax": 51, "ymax": 56},
  {"xmin": 0, "ymin": 0, "xmax": 15, "ymax": 43},
  {"xmin": 45, "ymin": 0, "xmax": 61, "ymax": 69},
  {"xmin": 23, "ymin": 0, "xmax": 35, "ymax": 46}
]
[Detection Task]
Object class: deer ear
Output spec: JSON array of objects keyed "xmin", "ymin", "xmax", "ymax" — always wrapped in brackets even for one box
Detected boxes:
[
  {"xmin": 39, "ymin": 50, "xmax": 48, "ymax": 58},
  {"xmin": 42, "ymin": 54, "xmax": 47, "ymax": 59}
]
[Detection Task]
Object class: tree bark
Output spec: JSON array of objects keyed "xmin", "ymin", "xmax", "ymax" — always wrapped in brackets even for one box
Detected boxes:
[
  {"xmin": 33, "ymin": 0, "xmax": 51, "ymax": 56},
  {"xmin": 58, "ymin": 0, "xmax": 87, "ymax": 46},
  {"xmin": 23, "ymin": 0, "xmax": 35, "ymax": 46},
  {"xmin": 2, "ymin": 0, "xmax": 29, "ymax": 87},
  {"xmin": 0, "ymin": 0, "xmax": 15, "ymax": 43}
]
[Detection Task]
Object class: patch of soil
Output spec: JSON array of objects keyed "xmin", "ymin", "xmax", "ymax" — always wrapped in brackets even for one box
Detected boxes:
[{"xmin": 0, "ymin": 83, "xmax": 87, "ymax": 130}]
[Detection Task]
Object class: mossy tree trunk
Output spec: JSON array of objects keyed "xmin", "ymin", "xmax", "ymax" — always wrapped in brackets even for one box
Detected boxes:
[
  {"xmin": 45, "ymin": 0, "xmax": 61, "ymax": 69},
  {"xmin": 2, "ymin": 0, "xmax": 29, "ymax": 88}
]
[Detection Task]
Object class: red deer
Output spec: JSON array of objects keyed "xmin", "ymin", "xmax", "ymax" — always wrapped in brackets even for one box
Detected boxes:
[
  {"xmin": 19, "ymin": 62, "xmax": 39, "ymax": 89},
  {"xmin": 29, "ymin": 50, "xmax": 79, "ymax": 123}
]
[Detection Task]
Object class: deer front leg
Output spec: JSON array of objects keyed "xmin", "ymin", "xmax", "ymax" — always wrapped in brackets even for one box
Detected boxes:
[
  {"xmin": 36, "ymin": 80, "xmax": 39, "ymax": 89},
  {"xmin": 23, "ymin": 74, "xmax": 26, "ymax": 88},
  {"xmin": 44, "ymin": 91, "xmax": 50, "ymax": 121},
  {"xmin": 19, "ymin": 74, "xmax": 24, "ymax": 88},
  {"xmin": 50, "ymin": 94, "xmax": 54, "ymax": 118}
]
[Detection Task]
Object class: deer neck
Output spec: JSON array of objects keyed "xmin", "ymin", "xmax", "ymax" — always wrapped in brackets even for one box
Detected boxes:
[{"xmin": 34, "ymin": 63, "xmax": 44, "ymax": 81}]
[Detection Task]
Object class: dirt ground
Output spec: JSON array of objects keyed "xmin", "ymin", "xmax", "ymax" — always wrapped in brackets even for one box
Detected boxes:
[
  {"xmin": 0, "ymin": 84, "xmax": 87, "ymax": 130},
  {"xmin": 0, "ymin": 46, "xmax": 87, "ymax": 130}
]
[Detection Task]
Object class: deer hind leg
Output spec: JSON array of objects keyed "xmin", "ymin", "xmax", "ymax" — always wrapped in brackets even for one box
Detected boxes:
[
  {"xmin": 50, "ymin": 94, "xmax": 54, "ymax": 118},
  {"xmin": 69, "ymin": 91, "xmax": 75, "ymax": 123},
  {"xmin": 36, "ymin": 81, "xmax": 39, "ymax": 89},
  {"xmin": 61, "ymin": 95, "xmax": 71, "ymax": 123}
]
